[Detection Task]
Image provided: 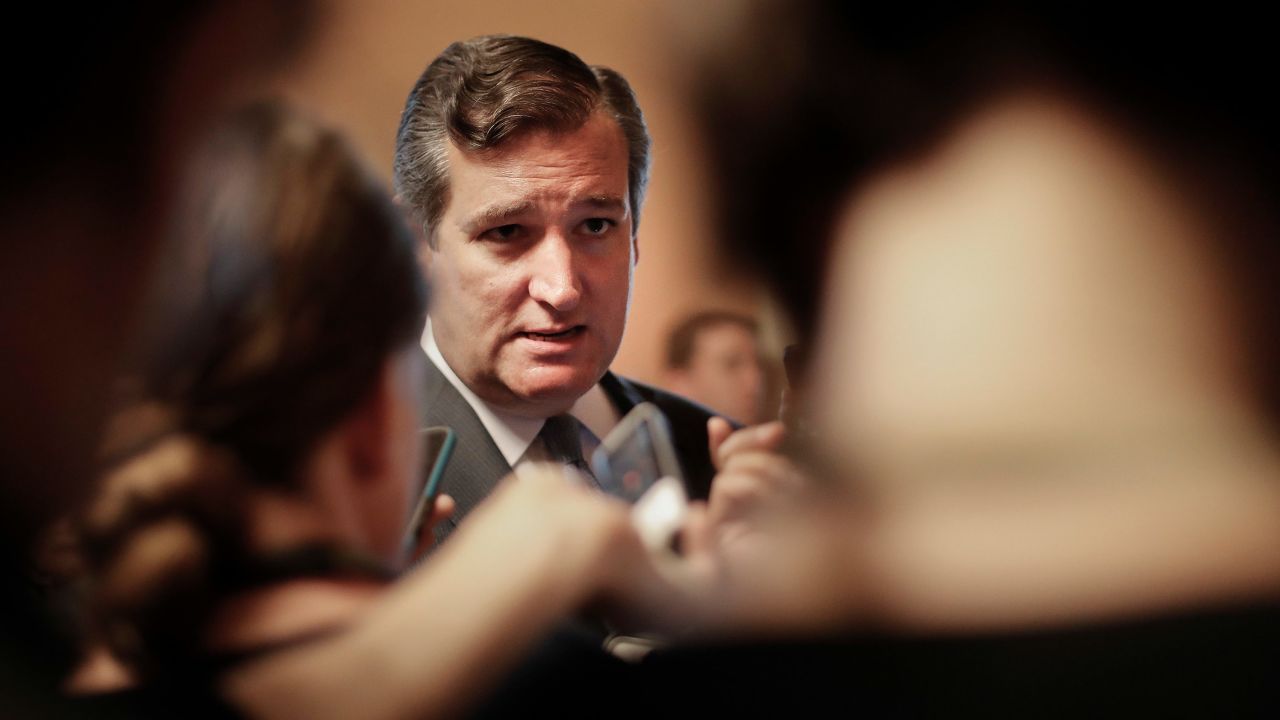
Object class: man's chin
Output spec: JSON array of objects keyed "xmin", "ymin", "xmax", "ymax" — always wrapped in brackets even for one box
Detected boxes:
[{"xmin": 505, "ymin": 370, "xmax": 600, "ymax": 416}]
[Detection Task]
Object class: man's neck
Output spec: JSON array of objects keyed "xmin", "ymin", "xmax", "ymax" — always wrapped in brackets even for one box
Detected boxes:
[{"xmin": 421, "ymin": 318, "xmax": 619, "ymax": 465}]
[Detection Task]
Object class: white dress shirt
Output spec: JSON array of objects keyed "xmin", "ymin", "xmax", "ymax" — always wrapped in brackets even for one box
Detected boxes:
[{"xmin": 421, "ymin": 318, "xmax": 619, "ymax": 470}]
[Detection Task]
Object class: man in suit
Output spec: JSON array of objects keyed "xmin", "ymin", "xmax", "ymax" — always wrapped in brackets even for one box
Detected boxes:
[{"xmin": 393, "ymin": 35, "xmax": 731, "ymax": 543}]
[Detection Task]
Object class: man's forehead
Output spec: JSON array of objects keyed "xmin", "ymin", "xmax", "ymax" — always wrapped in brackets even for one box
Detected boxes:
[
  {"xmin": 449, "ymin": 112, "xmax": 625, "ymax": 170},
  {"xmin": 443, "ymin": 114, "xmax": 631, "ymax": 224}
]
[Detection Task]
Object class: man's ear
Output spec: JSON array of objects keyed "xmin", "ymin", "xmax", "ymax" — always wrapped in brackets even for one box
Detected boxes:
[{"xmin": 631, "ymin": 231, "xmax": 640, "ymax": 266}]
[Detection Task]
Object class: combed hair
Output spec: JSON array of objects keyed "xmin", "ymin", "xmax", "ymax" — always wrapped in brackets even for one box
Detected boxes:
[{"xmin": 393, "ymin": 34, "xmax": 650, "ymax": 245}]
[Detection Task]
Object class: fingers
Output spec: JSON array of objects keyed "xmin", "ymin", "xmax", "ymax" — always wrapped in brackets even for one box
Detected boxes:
[
  {"xmin": 707, "ymin": 417, "xmax": 735, "ymax": 469},
  {"xmin": 721, "ymin": 452, "xmax": 803, "ymax": 491},
  {"xmin": 680, "ymin": 501, "xmax": 715, "ymax": 558},
  {"xmin": 409, "ymin": 494, "xmax": 456, "ymax": 565},
  {"xmin": 708, "ymin": 466, "xmax": 766, "ymax": 526},
  {"xmin": 430, "ymin": 494, "xmax": 456, "ymax": 526},
  {"xmin": 709, "ymin": 451, "xmax": 805, "ymax": 528},
  {"xmin": 715, "ymin": 421, "xmax": 786, "ymax": 469}
]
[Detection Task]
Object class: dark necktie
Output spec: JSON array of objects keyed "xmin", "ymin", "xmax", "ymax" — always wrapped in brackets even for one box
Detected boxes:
[{"xmin": 537, "ymin": 414, "xmax": 599, "ymax": 485}]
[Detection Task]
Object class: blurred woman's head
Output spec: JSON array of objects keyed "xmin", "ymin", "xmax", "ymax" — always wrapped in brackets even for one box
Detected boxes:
[
  {"xmin": 698, "ymin": 4, "xmax": 1280, "ymax": 484},
  {"xmin": 80, "ymin": 101, "xmax": 427, "ymax": 675}
]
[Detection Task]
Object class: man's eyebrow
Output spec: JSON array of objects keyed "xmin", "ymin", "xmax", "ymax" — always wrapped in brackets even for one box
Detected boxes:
[
  {"xmin": 461, "ymin": 200, "xmax": 537, "ymax": 232},
  {"xmin": 460, "ymin": 196, "xmax": 629, "ymax": 232},
  {"xmin": 577, "ymin": 196, "xmax": 629, "ymax": 216}
]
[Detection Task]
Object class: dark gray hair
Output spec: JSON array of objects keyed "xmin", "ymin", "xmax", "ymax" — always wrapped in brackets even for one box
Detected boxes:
[{"xmin": 393, "ymin": 35, "xmax": 651, "ymax": 245}]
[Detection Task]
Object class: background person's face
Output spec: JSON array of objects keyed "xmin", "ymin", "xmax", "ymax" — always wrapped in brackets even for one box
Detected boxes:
[
  {"xmin": 678, "ymin": 323, "xmax": 765, "ymax": 424},
  {"xmin": 425, "ymin": 112, "xmax": 636, "ymax": 418}
]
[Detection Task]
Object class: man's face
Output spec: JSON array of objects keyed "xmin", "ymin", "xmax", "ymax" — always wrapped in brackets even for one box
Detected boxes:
[
  {"xmin": 679, "ymin": 323, "xmax": 765, "ymax": 424},
  {"xmin": 424, "ymin": 112, "xmax": 636, "ymax": 418}
]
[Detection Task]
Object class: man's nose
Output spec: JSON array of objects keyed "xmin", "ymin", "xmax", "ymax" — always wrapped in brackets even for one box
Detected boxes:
[{"xmin": 527, "ymin": 233, "xmax": 582, "ymax": 312}]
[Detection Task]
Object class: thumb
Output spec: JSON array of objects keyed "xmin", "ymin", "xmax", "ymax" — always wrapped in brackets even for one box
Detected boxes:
[{"xmin": 410, "ymin": 494, "xmax": 456, "ymax": 565}]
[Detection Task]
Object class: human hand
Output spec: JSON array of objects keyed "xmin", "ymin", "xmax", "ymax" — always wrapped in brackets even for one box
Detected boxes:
[
  {"xmin": 406, "ymin": 494, "xmax": 456, "ymax": 566},
  {"xmin": 706, "ymin": 418, "xmax": 805, "ymax": 539}
]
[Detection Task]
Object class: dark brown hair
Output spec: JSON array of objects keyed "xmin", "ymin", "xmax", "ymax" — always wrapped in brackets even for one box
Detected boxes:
[
  {"xmin": 393, "ymin": 34, "xmax": 650, "ymax": 245},
  {"xmin": 80, "ymin": 100, "xmax": 427, "ymax": 676}
]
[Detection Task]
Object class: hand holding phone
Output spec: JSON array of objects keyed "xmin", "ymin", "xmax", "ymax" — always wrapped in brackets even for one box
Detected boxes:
[{"xmin": 401, "ymin": 426, "xmax": 456, "ymax": 562}]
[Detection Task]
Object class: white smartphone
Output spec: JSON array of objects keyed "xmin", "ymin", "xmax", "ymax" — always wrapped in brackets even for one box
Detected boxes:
[{"xmin": 590, "ymin": 402, "xmax": 683, "ymax": 503}]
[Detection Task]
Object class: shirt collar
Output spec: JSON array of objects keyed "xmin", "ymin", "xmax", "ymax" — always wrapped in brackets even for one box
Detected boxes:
[{"xmin": 421, "ymin": 318, "xmax": 619, "ymax": 466}]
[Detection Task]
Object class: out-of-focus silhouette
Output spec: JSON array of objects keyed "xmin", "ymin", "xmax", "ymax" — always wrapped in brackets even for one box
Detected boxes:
[
  {"xmin": 630, "ymin": 2, "xmax": 1280, "ymax": 713},
  {"xmin": 2, "ymin": 4, "xmax": 314, "ymax": 715}
]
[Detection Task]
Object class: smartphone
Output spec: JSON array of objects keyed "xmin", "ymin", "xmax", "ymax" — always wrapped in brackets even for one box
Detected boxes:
[
  {"xmin": 590, "ymin": 402, "xmax": 683, "ymax": 503},
  {"xmin": 401, "ymin": 426, "xmax": 456, "ymax": 558}
]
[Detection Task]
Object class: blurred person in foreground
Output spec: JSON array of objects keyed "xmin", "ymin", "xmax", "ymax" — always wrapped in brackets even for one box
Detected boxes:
[
  {"xmin": 74, "ymin": 101, "xmax": 696, "ymax": 718},
  {"xmin": 1, "ymin": 3, "xmax": 314, "ymax": 715},
  {"xmin": 662, "ymin": 311, "xmax": 768, "ymax": 425},
  {"xmin": 624, "ymin": 2, "xmax": 1280, "ymax": 713}
]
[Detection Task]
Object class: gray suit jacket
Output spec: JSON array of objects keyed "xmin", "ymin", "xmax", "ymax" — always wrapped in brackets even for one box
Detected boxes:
[{"xmin": 419, "ymin": 353, "xmax": 723, "ymax": 545}]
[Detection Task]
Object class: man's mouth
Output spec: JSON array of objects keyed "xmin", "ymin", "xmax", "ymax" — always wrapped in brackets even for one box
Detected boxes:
[{"xmin": 520, "ymin": 326, "xmax": 585, "ymax": 342}]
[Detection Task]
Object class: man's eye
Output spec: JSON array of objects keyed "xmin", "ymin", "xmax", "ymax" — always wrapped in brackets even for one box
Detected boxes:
[
  {"xmin": 481, "ymin": 224, "xmax": 522, "ymax": 242},
  {"xmin": 581, "ymin": 218, "xmax": 614, "ymax": 235}
]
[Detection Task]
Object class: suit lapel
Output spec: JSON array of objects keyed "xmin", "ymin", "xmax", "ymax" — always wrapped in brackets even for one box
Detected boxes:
[
  {"xmin": 598, "ymin": 371, "xmax": 716, "ymax": 498},
  {"xmin": 419, "ymin": 365, "xmax": 673, "ymax": 540},
  {"xmin": 599, "ymin": 370, "xmax": 643, "ymax": 417},
  {"xmin": 420, "ymin": 353, "xmax": 512, "ymax": 536}
]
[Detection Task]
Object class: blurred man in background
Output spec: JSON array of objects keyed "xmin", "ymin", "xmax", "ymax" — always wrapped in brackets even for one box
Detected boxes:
[{"xmin": 663, "ymin": 311, "xmax": 767, "ymax": 425}]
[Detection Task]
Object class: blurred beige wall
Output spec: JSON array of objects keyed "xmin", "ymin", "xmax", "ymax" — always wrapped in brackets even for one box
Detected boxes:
[{"xmin": 269, "ymin": 0, "xmax": 767, "ymax": 385}]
